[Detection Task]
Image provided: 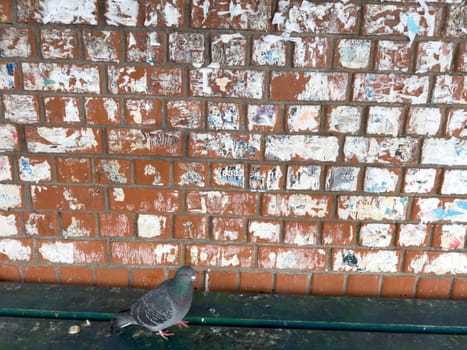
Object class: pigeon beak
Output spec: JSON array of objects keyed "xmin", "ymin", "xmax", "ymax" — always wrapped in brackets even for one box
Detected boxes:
[{"xmin": 191, "ymin": 275, "xmax": 197, "ymax": 281}]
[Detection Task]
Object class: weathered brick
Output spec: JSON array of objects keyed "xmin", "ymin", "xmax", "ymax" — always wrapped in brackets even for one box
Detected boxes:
[
  {"xmin": 109, "ymin": 188, "xmax": 180, "ymax": 213},
  {"xmin": 186, "ymin": 191, "xmax": 256, "ymax": 216},
  {"xmin": 187, "ymin": 244, "xmax": 253, "ymax": 267},
  {"xmin": 432, "ymin": 224, "xmax": 466, "ymax": 250},
  {"xmin": 61, "ymin": 213, "xmax": 96, "ymax": 238},
  {"xmin": 322, "ymin": 222, "xmax": 355, "ymax": 246},
  {"xmin": 406, "ymin": 107, "xmax": 442, "ymax": 135},
  {"xmin": 247, "ymin": 104, "xmax": 280, "ymax": 131},
  {"xmin": 421, "ymin": 137, "xmax": 466, "ymax": 165},
  {"xmin": 286, "ymin": 165, "xmax": 320, "ymax": 191},
  {"xmin": 174, "ymin": 162, "xmax": 207, "ymax": 187},
  {"xmin": 404, "ymin": 251, "xmax": 467, "ymax": 274},
  {"xmin": 137, "ymin": 214, "xmax": 170, "ymax": 238},
  {"xmin": 167, "ymin": 100, "xmax": 203, "ymax": 128},
  {"xmin": 456, "ymin": 42, "xmax": 467, "ymax": 72},
  {"xmin": 108, "ymin": 66, "xmax": 183, "ymax": 95},
  {"xmin": 441, "ymin": 169, "xmax": 467, "ymax": 195},
  {"xmin": 275, "ymin": 1, "xmax": 358, "ymax": 34},
  {"xmin": 353, "ymin": 74, "xmax": 429, "ymax": 103},
  {"xmin": 252, "ymin": 36, "xmax": 287, "ymax": 66},
  {"xmin": 99, "ymin": 213, "xmax": 132, "ymax": 237},
  {"xmin": 189, "ymin": 132, "xmax": 261, "ymax": 160},
  {"xmin": 258, "ymin": 247, "xmax": 326, "ymax": 271},
  {"xmin": 211, "ymin": 217, "xmax": 246, "ymax": 241},
  {"xmin": 126, "ymin": 32, "xmax": 164, "ymax": 64},
  {"xmin": 344, "ymin": 136, "xmax": 418, "ymax": 164},
  {"xmin": 363, "ymin": 167, "xmax": 400, "ymax": 193},
  {"xmin": 0, "ymin": 63, "xmax": 18, "ymax": 90},
  {"xmin": 271, "ymin": 71, "xmax": 347, "ymax": 101},
  {"xmin": 2, "ymin": 94, "xmax": 39, "ymax": 124},
  {"xmin": 0, "ymin": 213, "xmax": 19, "ymax": 237},
  {"xmin": 0, "ymin": 124, "xmax": 18, "ymax": 151},
  {"xmin": 40, "ymin": 28, "xmax": 78, "ymax": 59},
  {"xmin": 0, "ymin": 28, "xmax": 34, "ymax": 57},
  {"xmin": 250, "ymin": 165, "xmax": 284, "ymax": 192},
  {"xmin": 107, "ymin": 129, "xmax": 182, "ymax": 156},
  {"xmin": 95, "ymin": 159, "xmax": 130, "ymax": 184},
  {"xmin": 0, "ymin": 238, "xmax": 32, "ymax": 261},
  {"xmin": 174, "ymin": 215, "xmax": 208, "ymax": 240},
  {"xmin": 85, "ymin": 97, "xmax": 121, "ymax": 125},
  {"xmin": 325, "ymin": 166, "xmax": 360, "ymax": 192},
  {"xmin": 444, "ymin": 4, "xmax": 467, "ymax": 37},
  {"xmin": 0, "ymin": 0, "xmax": 13, "ymax": 23},
  {"xmin": 207, "ymin": 102, "xmax": 242, "ymax": 130},
  {"xmin": 190, "ymin": 68, "xmax": 264, "ymax": 99},
  {"xmin": 262, "ymin": 194, "xmax": 331, "ymax": 218},
  {"xmin": 44, "ymin": 97, "xmax": 81, "ymax": 124},
  {"xmin": 397, "ymin": 224, "xmax": 429, "ymax": 248},
  {"xmin": 338, "ymin": 195, "xmax": 408, "ymax": 220},
  {"xmin": 111, "ymin": 242, "xmax": 180, "ymax": 265},
  {"xmin": 211, "ymin": 33, "xmax": 247, "ymax": 66},
  {"xmin": 17, "ymin": 0, "xmax": 98, "ymax": 24},
  {"xmin": 332, "ymin": 249, "xmax": 400, "ymax": 273},
  {"xmin": 23, "ymin": 63, "xmax": 101, "ymax": 93},
  {"xmin": 31, "ymin": 185, "xmax": 104, "ymax": 210},
  {"xmin": 445, "ymin": 109, "xmax": 466, "ymax": 137},
  {"xmin": 326, "ymin": 106, "xmax": 362, "ymax": 134},
  {"xmin": 293, "ymin": 37, "xmax": 331, "ymax": 68},
  {"xmin": 56, "ymin": 158, "xmax": 92, "ymax": 183},
  {"xmin": 0, "ymin": 155, "xmax": 12, "ymax": 181},
  {"xmin": 134, "ymin": 159, "xmax": 170, "ymax": 186},
  {"xmin": 83, "ymin": 30, "xmax": 122, "ymax": 62},
  {"xmin": 286, "ymin": 105, "xmax": 320, "ymax": 132},
  {"xmin": 283, "ymin": 221, "xmax": 318, "ymax": 246},
  {"xmin": 248, "ymin": 220, "xmax": 280, "ymax": 243},
  {"xmin": 432, "ymin": 75, "xmax": 466, "ymax": 104},
  {"xmin": 104, "ymin": 0, "xmax": 139, "ymax": 26},
  {"xmin": 18, "ymin": 156, "xmax": 52, "ymax": 183},
  {"xmin": 367, "ymin": 106, "xmax": 403, "ymax": 136},
  {"xmin": 265, "ymin": 135, "xmax": 338, "ymax": 161},
  {"xmin": 413, "ymin": 197, "xmax": 467, "ymax": 223},
  {"xmin": 359, "ymin": 223, "xmax": 395, "ymax": 248},
  {"xmin": 143, "ymin": 0, "xmax": 186, "ymax": 28},
  {"xmin": 125, "ymin": 98, "xmax": 163, "ymax": 126},
  {"xmin": 191, "ymin": 0, "xmax": 271, "ymax": 31},
  {"xmin": 335, "ymin": 39, "xmax": 371, "ymax": 70},
  {"xmin": 211, "ymin": 163, "xmax": 245, "ymax": 189},
  {"xmin": 24, "ymin": 212, "xmax": 58, "ymax": 236},
  {"xmin": 416, "ymin": 41, "xmax": 454, "ymax": 73},
  {"xmin": 375, "ymin": 40, "xmax": 412, "ymax": 72},
  {"xmin": 403, "ymin": 168, "xmax": 438, "ymax": 193},
  {"xmin": 169, "ymin": 33, "xmax": 204, "ymax": 66},
  {"xmin": 25, "ymin": 127, "xmax": 102, "ymax": 154}
]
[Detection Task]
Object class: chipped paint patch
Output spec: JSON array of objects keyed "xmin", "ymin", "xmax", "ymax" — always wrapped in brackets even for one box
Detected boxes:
[
  {"xmin": 107, "ymin": 129, "xmax": 181, "ymax": 155},
  {"xmin": 37, "ymin": 0, "xmax": 97, "ymax": 24},
  {"xmin": 247, "ymin": 105, "xmax": 277, "ymax": 130},
  {"xmin": 333, "ymin": 249, "xmax": 399, "ymax": 272},
  {"xmin": 250, "ymin": 166, "xmax": 283, "ymax": 191},
  {"xmin": 367, "ymin": 106, "xmax": 402, "ymax": 136},
  {"xmin": 63, "ymin": 217, "xmax": 90, "ymax": 238},
  {"xmin": 416, "ymin": 41, "xmax": 454, "ymax": 73},
  {"xmin": 359, "ymin": 224, "xmax": 393, "ymax": 247},
  {"xmin": 190, "ymin": 133, "xmax": 261, "ymax": 159},
  {"xmin": 265, "ymin": 194, "xmax": 329, "ymax": 218},
  {"xmin": 169, "ymin": 33, "xmax": 204, "ymax": 66},
  {"xmin": 28, "ymin": 127, "xmax": 99, "ymax": 153},
  {"xmin": 417, "ymin": 198, "xmax": 467, "ymax": 223},
  {"xmin": 0, "ymin": 239, "xmax": 31, "ymax": 261},
  {"xmin": 112, "ymin": 188, "xmax": 125, "ymax": 202},
  {"xmin": 327, "ymin": 106, "xmax": 361, "ymax": 134},
  {"xmin": 0, "ymin": 214, "xmax": 17, "ymax": 236},
  {"xmin": 326, "ymin": 167, "xmax": 360, "ymax": 192},
  {"xmin": 446, "ymin": 110, "xmax": 467, "ymax": 137},
  {"xmin": 422, "ymin": 138, "xmax": 467, "ymax": 165},
  {"xmin": 298, "ymin": 72, "xmax": 347, "ymax": 101},
  {"xmin": 439, "ymin": 224, "xmax": 466, "ymax": 250},
  {"xmin": 105, "ymin": 0, "xmax": 139, "ymax": 26},
  {"xmin": 0, "ymin": 63, "xmax": 16, "ymax": 89},
  {"xmin": 442, "ymin": 169, "xmax": 467, "ymax": 195},
  {"xmin": 25, "ymin": 214, "xmax": 46, "ymax": 236},
  {"xmin": 284, "ymin": 223, "xmax": 318, "ymax": 246},
  {"xmin": 344, "ymin": 136, "xmax": 417, "ymax": 163},
  {"xmin": 407, "ymin": 107, "xmax": 441, "ymax": 135},
  {"xmin": 207, "ymin": 102, "xmax": 240, "ymax": 130},
  {"xmin": 364, "ymin": 167, "xmax": 399, "ymax": 193},
  {"xmin": 137, "ymin": 214, "xmax": 167, "ymax": 238},
  {"xmin": 98, "ymin": 160, "xmax": 127, "ymax": 184},
  {"xmin": 287, "ymin": 105, "xmax": 320, "ymax": 132},
  {"xmin": 337, "ymin": 39, "xmax": 371, "ymax": 69},
  {"xmin": 266, "ymin": 135, "xmax": 338, "ymax": 161},
  {"xmin": 0, "ymin": 28, "xmax": 31, "ymax": 57},
  {"xmin": 39, "ymin": 241, "xmax": 74, "ymax": 263},
  {"xmin": 409, "ymin": 252, "xmax": 467, "ymax": 274},
  {"xmin": 249, "ymin": 221, "xmax": 280, "ymax": 243},
  {"xmin": 189, "ymin": 245, "xmax": 252, "ymax": 268},
  {"xmin": 338, "ymin": 196, "xmax": 408, "ymax": 220},
  {"xmin": 177, "ymin": 163, "xmax": 206, "ymax": 187},
  {"xmin": 0, "ymin": 124, "xmax": 17, "ymax": 151},
  {"xmin": 0, "ymin": 184, "xmax": 22, "ymax": 210},
  {"xmin": 0, "ymin": 156, "xmax": 12, "ymax": 181},
  {"xmin": 154, "ymin": 244, "xmax": 178, "ymax": 264},
  {"xmin": 252, "ymin": 37, "xmax": 286, "ymax": 66},
  {"xmin": 19, "ymin": 157, "xmax": 51, "ymax": 183},
  {"xmin": 3, "ymin": 94, "xmax": 38, "ymax": 124},
  {"xmin": 213, "ymin": 164, "xmax": 244, "ymax": 188},
  {"xmin": 287, "ymin": 165, "xmax": 320, "ymax": 190},
  {"xmin": 259, "ymin": 248, "xmax": 325, "ymax": 270},
  {"xmin": 398, "ymin": 224, "xmax": 428, "ymax": 247},
  {"xmin": 404, "ymin": 168, "xmax": 436, "ymax": 193}
]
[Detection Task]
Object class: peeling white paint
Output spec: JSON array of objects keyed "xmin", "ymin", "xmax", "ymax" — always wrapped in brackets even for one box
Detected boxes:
[
  {"xmin": 105, "ymin": 0, "xmax": 139, "ymax": 26},
  {"xmin": 416, "ymin": 41, "xmax": 454, "ymax": 73},
  {"xmin": 439, "ymin": 224, "xmax": 466, "ymax": 250},
  {"xmin": 19, "ymin": 157, "xmax": 51, "ymax": 183},
  {"xmin": 190, "ymin": 245, "xmax": 249, "ymax": 267},
  {"xmin": 113, "ymin": 188, "xmax": 125, "ymax": 202},
  {"xmin": 441, "ymin": 169, "xmax": 467, "ymax": 195},
  {"xmin": 297, "ymin": 72, "xmax": 347, "ymax": 101},
  {"xmin": 398, "ymin": 224, "xmax": 427, "ymax": 247},
  {"xmin": 39, "ymin": 241, "xmax": 74, "ymax": 263},
  {"xmin": 333, "ymin": 249, "xmax": 399, "ymax": 273},
  {"xmin": 422, "ymin": 138, "xmax": 467, "ymax": 165},
  {"xmin": 0, "ymin": 124, "xmax": 18, "ymax": 151},
  {"xmin": 0, "ymin": 215, "xmax": 17, "ymax": 236},
  {"xmin": 262, "ymin": 248, "xmax": 324, "ymax": 270},
  {"xmin": 404, "ymin": 168, "xmax": 436, "ymax": 193},
  {"xmin": 338, "ymin": 196, "xmax": 408, "ymax": 221},
  {"xmin": 25, "ymin": 214, "xmax": 45, "ymax": 236},
  {"xmin": 266, "ymin": 194, "xmax": 329, "ymax": 218},
  {"xmin": 28, "ymin": 127, "xmax": 98, "ymax": 153},
  {"xmin": 325, "ymin": 167, "xmax": 360, "ymax": 192},
  {"xmin": 0, "ymin": 184, "xmax": 22, "ymax": 210},
  {"xmin": 99, "ymin": 160, "xmax": 127, "ymax": 184},
  {"xmin": 409, "ymin": 252, "xmax": 467, "ymax": 274},
  {"xmin": 285, "ymin": 224, "xmax": 318, "ymax": 246},
  {"xmin": 407, "ymin": 107, "xmax": 441, "ymax": 135},
  {"xmin": 63, "ymin": 189, "xmax": 84, "ymax": 210},
  {"xmin": 417, "ymin": 198, "xmax": 467, "ymax": 223},
  {"xmin": 338, "ymin": 39, "xmax": 371, "ymax": 69},
  {"xmin": 3, "ymin": 95, "xmax": 38, "ymax": 123},
  {"xmin": 367, "ymin": 106, "xmax": 402, "ymax": 136},
  {"xmin": 63, "ymin": 217, "xmax": 90, "ymax": 238},
  {"xmin": 287, "ymin": 165, "xmax": 320, "ymax": 191},
  {"xmin": 40, "ymin": 0, "xmax": 97, "ymax": 24},
  {"xmin": 287, "ymin": 105, "xmax": 320, "ymax": 132},
  {"xmin": 64, "ymin": 98, "xmax": 80, "ymax": 122},
  {"xmin": 138, "ymin": 215, "xmax": 167, "ymax": 238},
  {"xmin": 359, "ymin": 224, "xmax": 393, "ymax": 247},
  {"xmin": 446, "ymin": 110, "xmax": 467, "ymax": 137},
  {"xmin": 266, "ymin": 135, "xmax": 338, "ymax": 161},
  {"xmin": 249, "ymin": 221, "xmax": 280, "ymax": 242},
  {"xmin": 327, "ymin": 106, "xmax": 361, "ymax": 134},
  {"xmin": 344, "ymin": 136, "xmax": 417, "ymax": 163},
  {"xmin": 154, "ymin": 244, "xmax": 178, "ymax": 264},
  {"xmin": 0, "ymin": 239, "xmax": 31, "ymax": 261},
  {"xmin": 0, "ymin": 28, "xmax": 31, "ymax": 57},
  {"xmin": 364, "ymin": 167, "xmax": 399, "ymax": 193},
  {"xmin": 0, "ymin": 156, "xmax": 12, "ymax": 181}
]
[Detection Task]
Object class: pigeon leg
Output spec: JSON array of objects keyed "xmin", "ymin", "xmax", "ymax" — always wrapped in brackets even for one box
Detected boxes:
[
  {"xmin": 157, "ymin": 329, "xmax": 175, "ymax": 340},
  {"xmin": 176, "ymin": 320, "xmax": 189, "ymax": 328}
]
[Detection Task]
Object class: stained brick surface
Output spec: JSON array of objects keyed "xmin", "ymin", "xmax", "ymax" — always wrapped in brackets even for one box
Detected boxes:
[{"xmin": 0, "ymin": 0, "xmax": 466, "ymax": 299}]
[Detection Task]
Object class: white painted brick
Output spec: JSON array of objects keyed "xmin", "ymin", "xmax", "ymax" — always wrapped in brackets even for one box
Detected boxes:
[
  {"xmin": 252, "ymin": 36, "xmax": 286, "ymax": 66},
  {"xmin": 446, "ymin": 109, "xmax": 467, "ymax": 137},
  {"xmin": 105, "ymin": 0, "xmax": 139, "ymax": 26},
  {"xmin": 265, "ymin": 135, "xmax": 338, "ymax": 161},
  {"xmin": 421, "ymin": 138, "xmax": 467, "ymax": 165},
  {"xmin": 63, "ymin": 217, "xmax": 90, "ymax": 238},
  {"xmin": 404, "ymin": 168, "xmax": 437, "ymax": 193},
  {"xmin": 344, "ymin": 137, "xmax": 417, "ymax": 163},
  {"xmin": 337, "ymin": 39, "xmax": 371, "ymax": 69},
  {"xmin": 338, "ymin": 195, "xmax": 408, "ymax": 220},
  {"xmin": 247, "ymin": 105, "xmax": 278, "ymax": 130},
  {"xmin": 249, "ymin": 221, "xmax": 280, "ymax": 242},
  {"xmin": 439, "ymin": 224, "xmax": 466, "ymax": 250},
  {"xmin": 0, "ymin": 156, "xmax": 12, "ymax": 181},
  {"xmin": 416, "ymin": 198, "xmax": 467, "ymax": 223},
  {"xmin": 18, "ymin": 157, "xmax": 51, "ymax": 183},
  {"xmin": 333, "ymin": 249, "xmax": 399, "ymax": 273},
  {"xmin": 287, "ymin": 105, "xmax": 320, "ymax": 132},
  {"xmin": 287, "ymin": 165, "xmax": 320, "ymax": 190},
  {"xmin": 367, "ymin": 106, "xmax": 403, "ymax": 136},
  {"xmin": 327, "ymin": 106, "xmax": 362, "ymax": 134},
  {"xmin": 0, "ymin": 214, "xmax": 17, "ymax": 237},
  {"xmin": 408, "ymin": 252, "xmax": 467, "ymax": 275},
  {"xmin": 441, "ymin": 169, "xmax": 467, "ymax": 195},
  {"xmin": 27, "ymin": 127, "xmax": 99, "ymax": 153},
  {"xmin": 0, "ymin": 28, "xmax": 31, "ymax": 57},
  {"xmin": 398, "ymin": 224, "xmax": 428, "ymax": 247},
  {"xmin": 416, "ymin": 41, "xmax": 454, "ymax": 73},
  {"xmin": 3, "ymin": 95, "xmax": 39, "ymax": 124},
  {"xmin": 0, "ymin": 124, "xmax": 17, "ymax": 151},
  {"xmin": 406, "ymin": 107, "xmax": 441, "ymax": 135},
  {"xmin": 298, "ymin": 72, "xmax": 347, "ymax": 101},
  {"xmin": 0, "ymin": 184, "xmax": 22, "ymax": 210},
  {"xmin": 359, "ymin": 223, "xmax": 393, "ymax": 247},
  {"xmin": 364, "ymin": 167, "xmax": 399, "ymax": 193},
  {"xmin": 325, "ymin": 167, "xmax": 360, "ymax": 192},
  {"xmin": 0, "ymin": 239, "xmax": 31, "ymax": 261},
  {"xmin": 0, "ymin": 63, "xmax": 16, "ymax": 89},
  {"xmin": 137, "ymin": 214, "xmax": 167, "ymax": 238},
  {"xmin": 169, "ymin": 33, "xmax": 205, "ymax": 66}
]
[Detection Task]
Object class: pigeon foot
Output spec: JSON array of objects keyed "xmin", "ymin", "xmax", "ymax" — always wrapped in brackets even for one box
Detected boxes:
[
  {"xmin": 176, "ymin": 320, "xmax": 189, "ymax": 328},
  {"xmin": 157, "ymin": 329, "xmax": 175, "ymax": 340}
]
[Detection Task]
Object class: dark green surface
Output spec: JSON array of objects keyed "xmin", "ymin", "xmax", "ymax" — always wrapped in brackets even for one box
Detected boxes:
[{"xmin": 0, "ymin": 283, "xmax": 466, "ymax": 349}]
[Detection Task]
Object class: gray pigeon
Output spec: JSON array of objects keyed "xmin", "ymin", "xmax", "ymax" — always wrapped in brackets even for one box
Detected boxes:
[{"xmin": 111, "ymin": 266, "xmax": 196, "ymax": 340}]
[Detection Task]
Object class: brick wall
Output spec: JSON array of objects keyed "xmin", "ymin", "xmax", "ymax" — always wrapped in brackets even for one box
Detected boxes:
[{"xmin": 0, "ymin": 0, "xmax": 466, "ymax": 299}]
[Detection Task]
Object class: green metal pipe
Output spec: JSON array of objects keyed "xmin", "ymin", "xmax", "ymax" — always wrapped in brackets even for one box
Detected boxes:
[{"xmin": 1, "ymin": 308, "xmax": 467, "ymax": 335}]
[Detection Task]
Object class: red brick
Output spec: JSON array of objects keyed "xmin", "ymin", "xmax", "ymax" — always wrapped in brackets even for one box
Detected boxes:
[
  {"xmin": 125, "ymin": 98, "xmax": 163, "ymax": 126},
  {"xmin": 248, "ymin": 220, "xmax": 280, "ymax": 243},
  {"xmin": 445, "ymin": 109, "xmax": 467, "ymax": 137},
  {"xmin": 186, "ymin": 191, "xmax": 256, "ymax": 216},
  {"xmin": 107, "ymin": 129, "xmax": 182, "ymax": 156},
  {"xmin": 0, "ymin": 27, "xmax": 35, "ymax": 57},
  {"xmin": 271, "ymin": 71, "xmax": 347, "ymax": 101},
  {"xmin": 25, "ymin": 126, "xmax": 102, "ymax": 154},
  {"xmin": 111, "ymin": 242, "xmax": 180, "ymax": 265},
  {"xmin": 0, "ymin": 124, "xmax": 19, "ymax": 151},
  {"xmin": 23, "ymin": 63, "xmax": 101, "ymax": 93},
  {"xmin": 0, "ymin": 238, "xmax": 32, "ymax": 262},
  {"xmin": 375, "ymin": 40, "xmax": 412, "ymax": 72},
  {"xmin": 23, "ymin": 265, "xmax": 57, "ymax": 284},
  {"xmin": 109, "ymin": 188, "xmax": 180, "ymax": 213},
  {"xmin": 83, "ymin": 30, "xmax": 121, "ymax": 62},
  {"xmin": 99, "ymin": 213, "xmax": 132, "ymax": 238},
  {"xmin": 211, "ymin": 33, "xmax": 247, "ymax": 66},
  {"xmin": 283, "ymin": 221, "xmax": 318, "ymax": 246},
  {"xmin": 452, "ymin": 279, "xmax": 467, "ymax": 300},
  {"xmin": 0, "ymin": 264, "xmax": 21, "ymax": 282},
  {"xmin": 56, "ymin": 158, "xmax": 92, "ymax": 183},
  {"xmin": 61, "ymin": 212, "xmax": 96, "ymax": 238},
  {"xmin": 134, "ymin": 159, "xmax": 170, "ymax": 186},
  {"xmin": 211, "ymin": 162, "xmax": 245, "ymax": 189},
  {"xmin": 206, "ymin": 270, "xmax": 238, "ymax": 292},
  {"xmin": 95, "ymin": 158, "xmax": 130, "ymax": 184},
  {"xmin": 44, "ymin": 97, "xmax": 81, "ymax": 124},
  {"xmin": 258, "ymin": 247, "xmax": 326, "ymax": 271},
  {"xmin": 311, "ymin": 274, "xmax": 345, "ymax": 296},
  {"xmin": 38, "ymin": 240, "xmax": 107, "ymax": 264},
  {"xmin": 126, "ymin": 32, "xmax": 164, "ymax": 64},
  {"xmin": 174, "ymin": 215, "xmax": 208, "ymax": 240},
  {"xmin": 456, "ymin": 42, "xmax": 466, "ymax": 72},
  {"xmin": 174, "ymin": 162, "xmax": 207, "ymax": 187},
  {"xmin": 85, "ymin": 97, "xmax": 121, "ymax": 125},
  {"xmin": 143, "ymin": 0, "xmax": 187, "ymax": 28},
  {"xmin": 24, "ymin": 212, "xmax": 59, "ymax": 236},
  {"xmin": 211, "ymin": 217, "xmax": 246, "ymax": 241},
  {"xmin": 0, "ymin": 63, "xmax": 19, "ymax": 90},
  {"xmin": 31, "ymin": 185, "xmax": 104, "ymax": 211},
  {"xmin": 293, "ymin": 37, "xmax": 331, "ymax": 68},
  {"xmin": 322, "ymin": 222, "xmax": 356, "ymax": 246},
  {"xmin": 18, "ymin": 156, "xmax": 52, "ymax": 182},
  {"xmin": 0, "ymin": 0, "xmax": 13, "ymax": 23},
  {"xmin": 186, "ymin": 244, "xmax": 253, "ymax": 268},
  {"xmin": 240, "ymin": 271, "xmax": 273, "ymax": 294},
  {"xmin": 40, "ymin": 28, "xmax": 78, "ymax": 59},
  {"xmin": 416, "ymin": 41, "xmax": 454, "ymax": 73},
  {"xmin": 96, "ymin": 268, "xmax": 128, "ymax": 288},
  {"xmin": 416, "ymin": 278, "xmax": 452, "ymax": 299},
  {"xmin": 60, "ymin": 266, "xmax": 93, "ymax": 285},
  {"xmin": 108, "ymin": 66, "xmax": 183, "ymax": 96},
  {"xmin": 346, "ymin": 274, "xmax": 380, "ymax": 297},
  {"xmin": 275, "ymin": 273, "xmax": 309, "ymax": 295},
  {"xmin": 191, "ymin": 0, "xmax": 271, "ymax": 31},
  {"xmin": 167, "ymin": 100, "xmax": 203, "ymax": 128},
  {"xmin": 381, "ymin": 276, "xmax": 416, "ymax": 298},
  {"xmin": 262, "ymin": 194, "xmax": 332, "ymax": 218},
  {"xmin": 132, "ymin": 269, "xmax": 166, "ymax": 289}
]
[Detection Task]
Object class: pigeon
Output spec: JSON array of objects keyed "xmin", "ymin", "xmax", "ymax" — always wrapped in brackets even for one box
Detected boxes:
[{"xmin": 111, "ymin": 265, "xmax": 196, "ymax": 340}]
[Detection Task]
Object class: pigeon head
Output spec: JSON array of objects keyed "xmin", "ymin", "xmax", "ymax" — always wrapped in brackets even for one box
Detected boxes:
[{"xmin": 175, "ymin": 265, "xmax": 196, "ymax": 283}]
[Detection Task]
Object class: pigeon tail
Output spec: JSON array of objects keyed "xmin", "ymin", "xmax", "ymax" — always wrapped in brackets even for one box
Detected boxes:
[{"xmin": 111, "ymin": 312, "xmax": 135, "ymax": 330}]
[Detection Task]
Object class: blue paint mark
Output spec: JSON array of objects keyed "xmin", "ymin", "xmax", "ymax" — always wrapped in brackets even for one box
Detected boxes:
[
  {"xmin": 20, "ymin": 158, "xmax": 33, "ymax": 176},
  {"xmin": 445, "ymin": 209, "xmax": 463, "ymax": 217},
  {"xmin": 0, "ymin": 51, "xmax": 6, "ymax": 58},
  {"xmin": 455, "ymin": 146, "xmax": 463, "ymax": 156},
  {"xmin": 364, "ymin": 87, "xmax": 374, "ymax": 98},
  {"xmin": 407, "ymin": 16, "xmax": 419, "ymax": 34},
  {"xmin": 5, "ymin": 63, "xmax": 16, "ymax": 75},
  {"xmin": 455, "ymin": 200, "xmax": 467, "ymax": 210},
  {"xmin": 43, "ymin": 78, "xmax": 55, "ymax": 87},
  {"xmin": 432, "ymin": 207, "xmax": 445, "ymax": 220}
]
